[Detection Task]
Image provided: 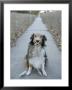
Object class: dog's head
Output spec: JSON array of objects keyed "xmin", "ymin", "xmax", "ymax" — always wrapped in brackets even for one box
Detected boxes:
[{"xmin": 30, "ymin": 33, "xmax": 47, "ymax": 47}]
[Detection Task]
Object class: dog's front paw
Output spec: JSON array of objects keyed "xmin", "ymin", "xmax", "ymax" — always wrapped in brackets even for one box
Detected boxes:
[{"xmin": 43, "ymin": 71, "xmax": 47, "ymax": 76}]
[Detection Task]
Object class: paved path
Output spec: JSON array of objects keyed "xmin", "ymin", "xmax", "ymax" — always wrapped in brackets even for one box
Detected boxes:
[{"xmin": 11, "ymin": 16, "xmax": 61, "ymax": 79}]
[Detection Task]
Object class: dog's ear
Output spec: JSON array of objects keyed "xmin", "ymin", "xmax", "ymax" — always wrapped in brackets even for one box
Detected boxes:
[
  {"xmin": 30, "ymin": 33, "xmax": 34, "ymax": 45},
  {"xmin": 30, "ymin": 33, "xmax": 34, "ymax": 40},
  {"xmin": 41, "ymin": 35, "xmax": 47, "ymax": 47},
  {"xmin": 42, "ymin": 35, "xmax": 47, "ymax": 41}
]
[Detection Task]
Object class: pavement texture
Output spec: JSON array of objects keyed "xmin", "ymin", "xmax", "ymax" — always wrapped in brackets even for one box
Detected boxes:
[{"xmin": 11, "ymin": 16, "xmax": 61, "ymax": 79}]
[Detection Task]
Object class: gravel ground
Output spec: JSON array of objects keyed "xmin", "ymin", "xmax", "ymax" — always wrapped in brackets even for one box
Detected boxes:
[
  {"xmin": 11, "ymin": 16, "xmax": 61, "ymax": 79},
  {"xmin": 40, "ymin": 11, "xmax": 61, "ymax": 51}
]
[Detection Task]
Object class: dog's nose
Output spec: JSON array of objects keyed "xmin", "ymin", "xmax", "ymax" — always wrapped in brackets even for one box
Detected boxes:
[{"xmin": 36, "ymin": 40, "xmax": 39, "ymax": 42}]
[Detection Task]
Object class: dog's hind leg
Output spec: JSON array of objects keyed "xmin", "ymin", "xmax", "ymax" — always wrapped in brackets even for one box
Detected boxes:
[{"xmin": 26, "ymin": 64, "xmax": 32, "ymax": 75}]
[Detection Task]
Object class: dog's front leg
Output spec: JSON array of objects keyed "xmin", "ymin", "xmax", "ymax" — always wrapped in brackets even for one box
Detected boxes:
[
  {"xmin": 26, "ymin": 64, "xmax": 32, "ymax": 75},
  {"xmin": 42, "ymin": 63, "xmax": 47, "ymax": 76},
  {"xmin": 37, "ymin": 69, "xmax": 42, "ymax": 76}
]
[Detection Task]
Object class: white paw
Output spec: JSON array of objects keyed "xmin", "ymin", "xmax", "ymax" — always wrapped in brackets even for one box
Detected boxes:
[
  {"xmin": 43, "ymin": 71, "xmax": 47, "ymax": 76},
  {"xmin": 26, "ymin": 71, "xmax": 31, "ymax": 76}
]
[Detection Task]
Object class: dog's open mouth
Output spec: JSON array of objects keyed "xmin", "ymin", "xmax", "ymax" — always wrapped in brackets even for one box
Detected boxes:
[
  {"xmin": 35, "ymin": 44, "xmax": 39, "ymax": 46},
  {"xmin": 36, "ymin": 44, "xmax": 39, "ymax": 45},
  {"xmin": 34, "ymin": 42, "xmax": 41, "ymax": 46}
]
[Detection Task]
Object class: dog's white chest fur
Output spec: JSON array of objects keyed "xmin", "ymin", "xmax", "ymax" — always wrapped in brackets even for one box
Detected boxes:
[
  {"xmin": 29, "ymin": 46, "xmax": 45, "ymax": 69},
  {"xmin": 32, "ymin": 46, "xmax": 41, "ymax": 57}
]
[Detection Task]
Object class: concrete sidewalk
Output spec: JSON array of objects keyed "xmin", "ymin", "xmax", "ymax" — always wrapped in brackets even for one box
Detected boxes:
[{"xmin": 11, "ymin": 16, "xmax": 61, "ymax": 79}]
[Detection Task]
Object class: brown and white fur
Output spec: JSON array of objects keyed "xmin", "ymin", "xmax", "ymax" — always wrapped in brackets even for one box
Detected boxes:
[{"xmin": 19, "ymin": 33, "xmax": 48, "ymax": 77}]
